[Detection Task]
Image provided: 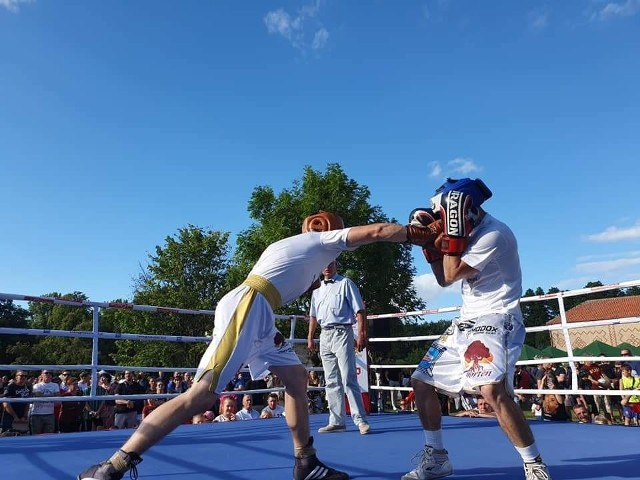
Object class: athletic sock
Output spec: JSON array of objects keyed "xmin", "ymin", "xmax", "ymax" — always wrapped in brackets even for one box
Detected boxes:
[
  {"xmin": 424, "ymin": 429, "xmax": 444, "ymax": 450},
  {"xmin": 515, "ymin": 443, "xmax": 541, "ymax": 463}
]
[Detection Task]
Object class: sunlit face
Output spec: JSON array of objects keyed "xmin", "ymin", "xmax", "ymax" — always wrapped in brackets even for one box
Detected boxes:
[
  {"xmin": 268, "ymin": 396, "xmax": 278, "ymax": 409},
  {"xmin": 243, "ymin": 395, "xmax": 253, "ymax": 409},
  {"xmin": 477, "ymin": 399, "xmax": 493, "ymax": 414},
  {"xmin": 222, "ymin": 399, "xmax": 236, "ymax": 416},
  {"xmin": 574, "ymin": 406, "xmax": 590, "ymax": 423}
]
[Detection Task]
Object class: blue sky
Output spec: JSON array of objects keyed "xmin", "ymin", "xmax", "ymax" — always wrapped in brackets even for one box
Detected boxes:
[{"xmin": 1, "ymin": 1, "xmax": 639, "ymax": 312}]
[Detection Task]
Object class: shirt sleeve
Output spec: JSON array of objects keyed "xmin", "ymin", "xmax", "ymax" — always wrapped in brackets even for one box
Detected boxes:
[
  {"xmin": 344, "ymin": 279, "xmax": 365, "ymax": 314},
  {"xmin": 309, "ymin": 290, "xmax": 318, "ymax": 317}
]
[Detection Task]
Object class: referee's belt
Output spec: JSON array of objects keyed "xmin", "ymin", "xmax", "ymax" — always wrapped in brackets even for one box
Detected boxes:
[{"xmin": 321, "ymin": 324, "xmax": 353, "ymax": 330}]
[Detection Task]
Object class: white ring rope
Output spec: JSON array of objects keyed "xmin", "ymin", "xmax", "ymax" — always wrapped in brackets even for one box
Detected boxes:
[{"xmin": 2, "ymin": 279, "xmax": 640, "ymax": 403}]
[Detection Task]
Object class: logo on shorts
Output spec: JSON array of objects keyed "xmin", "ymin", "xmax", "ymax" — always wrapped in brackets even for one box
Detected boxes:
[
  {"xmin": 417, "ymin": 343, "xmax": 447, "ymax": 377},
  {"xmin": 470, "ymin": 325, "xmax": 497, "ymax": 335},
  {"xmin": 463, "ymin": 340, "xmax": 494, "ymax": 378},
  {"xmin": 457, "ymin": 320, "xmax": 476, "ymax": 332}
]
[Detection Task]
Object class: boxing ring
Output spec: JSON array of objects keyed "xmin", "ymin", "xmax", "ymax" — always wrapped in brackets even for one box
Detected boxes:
[
  {"xmin": 1, "ymin": 280, "xmax": 640, "ymax": 479},
  {"xmin": 3, "ymin": 413, "xmax": 637, "ymax": 479}
]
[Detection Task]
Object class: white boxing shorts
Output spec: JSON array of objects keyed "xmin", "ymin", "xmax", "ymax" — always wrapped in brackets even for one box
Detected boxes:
[
  {"xmin": 195, "ymin": 281, "xmax": 301, "ymax": 394},
  {"xmin": 411, "ymin": 313, "xmax": 524, "ymax": 395}
]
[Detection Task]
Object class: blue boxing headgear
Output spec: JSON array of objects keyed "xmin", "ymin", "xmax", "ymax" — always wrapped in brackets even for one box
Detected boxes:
[{"xmin": 430, "ymin": 178, "xmax": 492, "ymax": 211}]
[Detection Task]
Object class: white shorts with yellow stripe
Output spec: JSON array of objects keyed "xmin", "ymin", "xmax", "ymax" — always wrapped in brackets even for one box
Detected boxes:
[{"xmin": 194, "ymin": 282, "xmax": 301, "ymax": 394}]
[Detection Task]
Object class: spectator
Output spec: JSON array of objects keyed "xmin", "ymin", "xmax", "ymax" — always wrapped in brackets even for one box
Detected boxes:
[
  {"xmin": 584, "ymin": 359, "xmax": 612, "ymax": 423},
  {"xmin": 93, "ymin": 373, "xmax": 116, "ymax": 430},
  {"xmin": 611, "ymin": 362, "xmax": 625, "ymax": 421},
  {"xmin": 157, "ymin": 371, "xmax": 171, "ymax": 388},
  {"xmin": 167, "ymin": 372, "xmax": 189, "ymax": 394},
  {"xmin": 58, "ymin": 370, "xmax": 71, "ymax": 393},
  {"xmin": 1, "ymin": 370, "xmax": 32, "ymax": 434},
  {"xmin": 385, "ymin": 367, "xmax": 401, "ymax": 412},
  {"xmin": 513, "ymin": 365, "xmax": 535, "ymax": 408},
  {"xmin": 619, "ymin": 363, "xmax": 640, "ymax": 426},
  {"xmin": 454, "ymin": 396, "xmax": 497, "ymax": 418},
  {"xmin": 214, "ymin": 397, "xmax": 237, "ymax": 422},
  {"xmin": 400, "ymin": 390, "xmax": 416, "ymax": 412},
  {"xmin": 78, "ymin": 372, "xmax": 91, "ymax": 394},
  {"xmin": 307, "ymin": 370, "xmax": 324, "ymax": 414},
  {"xmin": 534, "ymin": 359, "xmax": 554, "ymax": 390},
  {"xmin": 142, "ymin": 379, "xmax": 166, "ymax": 419},
  {"xmin": 183, "ymin": 372, "xmax": 193, "ymax": 390},
  {"xmin": 261, "ymin": 392, "xmax": 285, "ymax": 418},
  {"xmin": 541, "ymin": 371, "xmax": 569, "ymax": 422},
  {"xmin": 230, "ymin": 371, "xmax": 246, "ymax": 391},
  {"xmin": 114, "ymin": 371, "xmax": 144, "ymax": 429},
  {"xmin": 264, "ymin": 373, "xmax": 283, "ymax": 402},
  {"xmin": 236, "ymin": 394, "xmax": 260, "ymax": 420},
  {"xmin": 31, "ymin": 370, "xmax": 61, "ymax": 434},
  {"xmin": 621, "ymin": 349, "xmax": 640, "ymax": 377},
  {"xmin": 572, "ymin": 404, "xmax": 591, "ymax": 423},
  {"xmin": 59, "ymin": 377, "xmax": 86, "ymax": 433},
  {"xmin": 576, "ymin": 363, "xmax": 598, "ymax": 420}
]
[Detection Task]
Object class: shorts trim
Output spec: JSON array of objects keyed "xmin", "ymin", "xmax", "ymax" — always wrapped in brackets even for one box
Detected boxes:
[{"xmin": 197, "ymin": 287, "xmax": 257, "ymax": 391}]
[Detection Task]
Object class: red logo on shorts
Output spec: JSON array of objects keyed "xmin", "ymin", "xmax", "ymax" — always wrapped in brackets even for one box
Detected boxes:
[{"xmin": 463, "ymin": 340, "xmax": 494, "ymax": 377}]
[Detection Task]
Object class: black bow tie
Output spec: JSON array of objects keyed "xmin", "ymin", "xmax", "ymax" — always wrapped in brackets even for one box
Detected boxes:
[{"xmin": 323, "ymin": 279, "xmax": 335, "ymax": 284}]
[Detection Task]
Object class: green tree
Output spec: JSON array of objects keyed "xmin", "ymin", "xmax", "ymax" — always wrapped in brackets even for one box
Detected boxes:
[
  {"xmin": 230, "ymin": 163, "xmax": 424, "ymax": 352},
  {"xmin": 23, "ymin": 292, "xmax": 96, "ymax": 366},
  {"xmin": 0, "ymin": 300, "xmax": 32, "ymax": 371},
  {"xmin": 111, "ymin": 225, "xmax": 230, "ymax": 368},
  {"xmin": 522, "ymin": 287, "xmax": 553, "ymax": 349}
]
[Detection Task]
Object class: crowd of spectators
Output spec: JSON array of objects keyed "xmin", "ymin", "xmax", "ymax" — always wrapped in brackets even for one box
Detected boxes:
[
  {"xmin": 1, "ymin": 367, "xmax": 324, "ymax": 437},
  {"xmin": 2, "ymin": 349, "xmax": 638, "ymax": 436},
  {"xmin": 518, "ymin": 350, "xmax": 640, "ymax": 426}
]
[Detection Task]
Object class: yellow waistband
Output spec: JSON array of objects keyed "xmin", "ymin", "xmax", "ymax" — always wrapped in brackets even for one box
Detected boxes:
[{"xmin": 242, "ymin": 274, "xmax": 282, "ymax": 310}]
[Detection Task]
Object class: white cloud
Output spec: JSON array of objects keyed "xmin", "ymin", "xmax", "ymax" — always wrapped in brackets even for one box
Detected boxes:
[
  {"xmin": 448, "ymin": 157, "xmax": 481, "ymax": 175},
  {"xmin": 584, "ymin": 223, "xmax": 640, "ymax": 242},
  {"xmin": 575, "ymin": 256, "xmax": 640, "ymax": 274},
  {"xmin": 577, "ymin": 250, "xmax": 640, "ymax": 263},
  {"xmin": 0, "ymin": 0, "xmax": 32, "ymax": 13},
  {"xmin": 264, "ymin": 1, "xmax": 329, "ymax": 53},
  {"xmin": 264, "ymin": 9, "xmax": 295, "ymax": 39},
  {"xmin": 312, "ymin": 28, "xmax": 329, "ymax": 50},
  {"xmin": 413, "ymin": 273, "xmax": 459, "ymax": 304},
  {"xmin": 428, "ymin": 157, "xmax": 481, "ymax": 180},
  {"xmin": 429, "ymin": 162, "xmax": 442, "ymax": 178},
  {"xmin": 592, "ymin": 0, "xmax": 640, "ymax": 20},
  {"xmin": 553, "ymin": 276, "xmax": 597, "ymax": 291},
  {"xmin": 529, "ymin": 11, "xmax": 549, "ymax": 30}
]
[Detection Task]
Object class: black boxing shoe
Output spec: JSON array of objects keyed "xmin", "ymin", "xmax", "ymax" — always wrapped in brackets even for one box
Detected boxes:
[
  {"xmin": 293, "ymin": 454, "xmax": 349, "ymax": 480},
  {"xmin": 77, "ymin": 450, "xmax": 142, "ymax": 480}
]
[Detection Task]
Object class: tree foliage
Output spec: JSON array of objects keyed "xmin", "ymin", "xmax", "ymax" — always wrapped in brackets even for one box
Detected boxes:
[
  {"xmin": 110, "ymin": 225, "xmax": 231, "ymax": 368},
  {"xmin": 20, "ymin": 292, "xmax": 100, "ymax": 366},
  {"xmin": 0, "ymin": 300, "xmax": 32, "ymax": 367}
]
